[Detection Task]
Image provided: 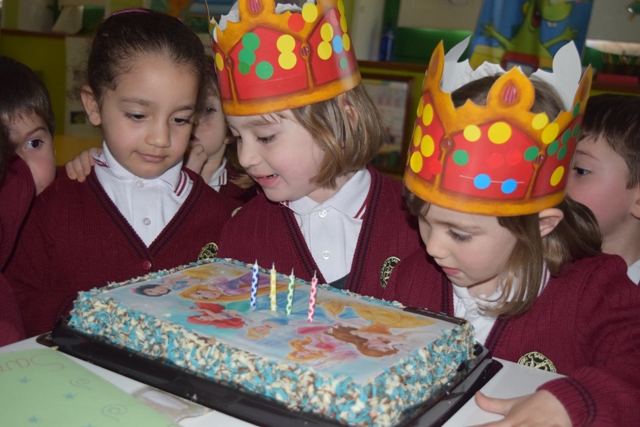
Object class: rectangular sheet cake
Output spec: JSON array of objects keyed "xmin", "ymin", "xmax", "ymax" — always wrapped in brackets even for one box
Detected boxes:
[{"xmin": 68, "ymin": 258, "xmax": 475, "ymax": 427}]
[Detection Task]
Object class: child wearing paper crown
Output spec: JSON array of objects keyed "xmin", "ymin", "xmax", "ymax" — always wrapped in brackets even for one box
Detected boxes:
[
  {"xmin": 213, "ymin": 0, "xmax": 422, "ymax": 297},
  {"xmin": 4, "ymin": 10, "xmax": 234, "ymax": 337},
  {"xmin": 567, "ymin": 94, "xmax": 640, "ymax": 284},
  {"xmin": 65, "ymin": 56, "xmax": 257, "ymax": 210},
  {"xmin": 382, "ymin": 39, "xmax": 640, "ymax": 425}
]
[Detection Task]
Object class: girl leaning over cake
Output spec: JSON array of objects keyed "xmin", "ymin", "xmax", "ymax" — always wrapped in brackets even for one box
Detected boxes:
[
  {"xmin": 382, "ymin": 40, "xmax": 640, "ymax": 426},
  {"xmin": 213, "ymin": 1, "xmax": 421, "ymax": 298},
  {"xmin": 5, "ymin": 10, "xmax": 235, "ymax": 337}
]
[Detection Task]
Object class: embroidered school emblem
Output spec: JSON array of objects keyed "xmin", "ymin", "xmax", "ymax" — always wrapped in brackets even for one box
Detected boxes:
[
  {"xmin": 517, "ymin": 351, "xmax": 557, "ymax": 373},
  {"xmin": 198, "ymin": 243, "xmax": 219, "ymax": 261},
  {"xmin": 231, "ymin": 207, "xmax": 242, "ymax": 217},
  {"xmin": 380, "ymin": 256, "xmax": 400, "ymax": 289}
]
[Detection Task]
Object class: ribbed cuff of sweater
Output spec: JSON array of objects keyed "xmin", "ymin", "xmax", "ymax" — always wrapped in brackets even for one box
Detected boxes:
[{"xmin": 538, "ymin": 377, "xmax": 596, "ymax": 427}]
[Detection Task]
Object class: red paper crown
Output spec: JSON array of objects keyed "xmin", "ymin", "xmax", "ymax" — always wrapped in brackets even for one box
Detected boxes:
[
  {"xmin": 207, "ymin": 0, "xmax": 360, "ymax": 116},
  {"xmin": 404, "ymin": 41, "xmax": 593, "ymax": 216}
]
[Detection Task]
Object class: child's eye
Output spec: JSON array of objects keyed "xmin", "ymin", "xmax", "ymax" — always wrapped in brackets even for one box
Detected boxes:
[
  {"xmin": 26, "ymin": 139, "xmax": 44, "ymax": 149},
  {"xmin": 257, "ymin": 135, "xmax": 275, "ymax": 144},
  {"xmin": 173, "ymin": 117, "xmax": 193, "ymax": 126},
  {"xmin": 448, "ymin": 230, "xmax": 472, "ymax": 242},
  {"xmin": 125, "ymin": 113, "xmax": 145, "ymax": 121},
  {"xmin": 572, "ymin": 167, "xmax": 590, "ymax": 177}
]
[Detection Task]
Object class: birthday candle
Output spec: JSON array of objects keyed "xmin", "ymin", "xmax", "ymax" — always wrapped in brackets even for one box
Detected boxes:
[
  {"xmin": 250, "ymin": 260, "xmax": 259, "ymax": 308},
  {"xmin": 286, "ymin": 269, "xmax": 295, "ymax": 315},
  {"xmin": 270, "ymin": 263, "xmax": 277, "ymax": 311},
  {"xmin": 307, "ymin": 272, "xmax": 318, "ymax": 322}
]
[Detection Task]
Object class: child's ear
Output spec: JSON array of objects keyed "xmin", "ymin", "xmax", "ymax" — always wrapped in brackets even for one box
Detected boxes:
[
  {"xmin": 80, "ymin": 86, "xmax": 102, "ymax": 126},
  {"xmin": 630, "ymin": 187, "xmax": 640, "ymax": 219},
  {"xmin": 539, "ymin": 208, "xmax": 564, "ymax": 237}
]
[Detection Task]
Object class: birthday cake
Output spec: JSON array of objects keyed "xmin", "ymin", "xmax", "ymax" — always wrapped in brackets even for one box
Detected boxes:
[{"xmin": 68, "ymin": 259, "xmax": 475, "ymax": 427}]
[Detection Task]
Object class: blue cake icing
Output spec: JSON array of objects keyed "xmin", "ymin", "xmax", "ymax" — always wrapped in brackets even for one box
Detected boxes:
[{"xmin": 69, "ymin": 258, "xmax": 475, "ymax": 427}]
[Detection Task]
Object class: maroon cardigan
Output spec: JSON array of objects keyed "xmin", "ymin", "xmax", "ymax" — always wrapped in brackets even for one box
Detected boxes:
[
  {"xmin": 218, "ymin": 166, "xmax": 422, "ymax": 299},
  {"xmin": 5, "ymin": 168, "xmax": 233, "ymax": 337},
  {"xmin": 0, "ymin": 156, "xmax": 34, "ymax": 345},
  {"xmin": 383, "ymin": 249, "xmax": 640, "ymax": 426},
  {"xmin": 218, "ymin": 160, "xmax": 257, "ymax": 209}
]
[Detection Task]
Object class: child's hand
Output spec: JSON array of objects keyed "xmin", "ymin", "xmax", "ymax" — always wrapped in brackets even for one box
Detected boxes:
[
  {"xmin": 65, "ymin": 147, "xmax": 103, "ymax": 182},
  {"xmin": 185, "ymin": 144, "xmax": 208, "ymax": 175},
  {"xmin": 473, "ymin": 390, "xmax": 571, "ymax": 427}
]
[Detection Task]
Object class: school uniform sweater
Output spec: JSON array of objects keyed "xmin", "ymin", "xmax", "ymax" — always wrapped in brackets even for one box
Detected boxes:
[
  {"xmin": 0, "ymin": 156, "xmax": 34, "ymax": 345},
  {"xmin": 218, "ymin": 166, "xmax": 422, "ymax": 299},
  {"xmin": 217, "ymin": 160, "xmax": 257, "ymax": 209},
  {"xmin": 5, "ymin": 168, "xmax": 233, "ymax": 337},
  {"xmin": 383, "ymin": 249, "xmax": 640, "ymax": 427}
]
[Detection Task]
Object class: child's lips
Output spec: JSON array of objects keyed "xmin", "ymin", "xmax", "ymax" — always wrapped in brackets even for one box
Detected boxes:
[
  {"xmin": 138, "ymin": 153, "xmax": 167, "ymax": 163},
  {"xmin": 251, "ymin": 173, "xmax": 279, "ymax": 185},
  {"xmin": 440, "ymin": 266, "xmax": 461, "ymax": 276}
]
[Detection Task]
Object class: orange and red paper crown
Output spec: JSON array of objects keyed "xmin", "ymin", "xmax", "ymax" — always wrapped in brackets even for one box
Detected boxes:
[
  {"xmin": 206, "ymin": 0, "xmax": 360, "ymax": 116},
  {"xmin": 405, "ymin": 39, "xmax": 593, "ymax": 216}
]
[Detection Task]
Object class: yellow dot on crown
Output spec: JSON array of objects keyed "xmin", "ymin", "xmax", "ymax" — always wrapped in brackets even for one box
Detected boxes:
[
  {"xmin": 421, "ymin": 135, "xmax": 435, "ymax": 157},
  {"xmin": 279, "ymin": 52, "xmax": 297, "ymax": 70},
  {"xmin": 422, "ymin": 104, "xmax": 433, "ymax": 127},
  {"xmin": 410, "ymin": 151, "xmax": 423, "ymax": 173},
  {"xmin": 550, "ymin": 166, "xmax": 564, "ymax": 187},
  {"xmin": 532, "ymin": 113, "xmax": 549, "ymax": 130},
  {"xmin": 488, "ymin": 122, "xmax": 511, "ymax": 144},
  {"xmin": 413, "ymin": 126, "xmax": 422, "ymax": 147},
  {"xmin": 321, "ymin": 23, "xmax": 334, "ymax": 41},
  {"xmin": 340, "ymin": 16, "xmax": 348, "ymax": 32},
  {"xmin": 277, "ymin": 35, "xmax": 295, "ymax": 52},
  {"xmin": 318, "ymin": 42, "xmax": 332, "ymax": 60},
  {"xmin": 338, "ymin": 0, "xmax": 345, "ymax": 15},
  {"xmin": 302, "ymin": 4, "xmax": 318, "ymax": 23},
  {"xmin": 215, "ymin": 53, "xmax": 224, "ymax": 71},
  {"xmin": 542, "ymin": 123, "xmax": 560, "ymax": 145},
  {"xmin": 464, "ymin": 125, "xmax": 481, "ymax": 142},
  {"xmin": 343, "ymin": 34, "xmax": 351, "ymax": 51},
  {"xmin": 417, "ymin": 97, "xmax": 424, "ymax": 117}
]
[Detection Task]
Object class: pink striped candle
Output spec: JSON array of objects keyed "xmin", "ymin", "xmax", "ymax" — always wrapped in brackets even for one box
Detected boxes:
[
  {"xmin": 307, "ymin": 272, "xmax": 318, "ymax": 322},
  {"xmin": 270, "ymin": 263, "xmax": 277, "ymax": 311}
]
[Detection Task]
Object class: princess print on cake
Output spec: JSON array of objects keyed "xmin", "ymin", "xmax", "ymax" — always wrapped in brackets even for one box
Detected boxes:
[
  {"xmin": 133, "ymin": 273, "xmax": 201, "ymax": 297},
  {"xmin": 319, "ymin": 299, "xmax": 435, "ymax": 357},
  {"xmin": 187, "ymin": 302, "xmax": 246, "ymax": 329},
  {"xmin": 178, "ymin": 271, "xmax": 287, "ymax": 302}
]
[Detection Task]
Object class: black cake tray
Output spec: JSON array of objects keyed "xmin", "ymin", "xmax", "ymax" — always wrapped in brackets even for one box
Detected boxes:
[{"xmin": 41, "ymin": 308, "xmax": 502, "ymax": 427}]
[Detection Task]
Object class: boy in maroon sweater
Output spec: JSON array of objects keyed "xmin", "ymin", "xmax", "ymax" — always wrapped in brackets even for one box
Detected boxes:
[
  {"xmin": 0, "ymin": 56, "xmax": 57, "ymax": 345},
  {"xmin": 383, "ymin": 40, "xmax": 640, "ymax": 425}
]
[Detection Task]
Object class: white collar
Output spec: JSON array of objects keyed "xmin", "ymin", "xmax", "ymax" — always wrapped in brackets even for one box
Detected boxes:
[
  {"xmin": 286, "ymin": 169, "xmax": 370, "ymax": 218},
  {"xmin": 207, "ymin": 157, "xmax": 228, "ymax": 188},
  {"xmin": 94, "ymin": 142, "xmax": 184, "ymax": 190},
  {"xmin": 628, "ymin": 259, "xmax": 640, "ymax": 284},
  {"xmin": 452, "ymin": 265, "xmax": 551, "ymax": 312}
]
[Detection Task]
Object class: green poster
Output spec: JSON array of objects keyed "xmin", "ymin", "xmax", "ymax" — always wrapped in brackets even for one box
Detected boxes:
[{"xmin": 0, "ymin": 349, "xmax": 177, "ymax": 427}]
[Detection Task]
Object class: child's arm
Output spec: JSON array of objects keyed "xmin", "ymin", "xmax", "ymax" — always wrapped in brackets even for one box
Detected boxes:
[
  {"xmin": 184, "ymin": 144, "xmax": 208, "ymax": 175},
  {"xmin": 64, "ymin": 147, "xmax": 102, "ymax": 182},
  {"xmin": 473, "ymin": 390, "xmax": 571, "ymax": 427}
]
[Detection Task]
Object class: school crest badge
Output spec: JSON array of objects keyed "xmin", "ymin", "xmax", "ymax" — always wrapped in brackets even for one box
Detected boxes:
[
  {"xmin": 380, "ymin": 256, "xmax": 400, "ymax": 289},
  {"xmin": 517, "ymin": 351, "xmax": 556, "ymax": 373}
]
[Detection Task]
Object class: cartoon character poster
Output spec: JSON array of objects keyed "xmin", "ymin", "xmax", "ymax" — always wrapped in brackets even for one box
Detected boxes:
[
  {"xmin": 100, "ymin": 260, "xmax": 455, "ymax": 383},
  {"xmin": 469, "ymin": 0, "xmax": 593, "ymax": 74}
]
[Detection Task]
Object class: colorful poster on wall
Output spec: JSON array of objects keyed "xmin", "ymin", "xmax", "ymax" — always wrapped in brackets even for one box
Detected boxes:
[{"xmin": 469, "ymin": 0, "xmax": 593, "ymax": 74}]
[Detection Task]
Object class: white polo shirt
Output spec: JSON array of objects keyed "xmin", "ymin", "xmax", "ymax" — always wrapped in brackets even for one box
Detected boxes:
[
  {"xmin": 207, "ymin": 157, "xmax": 228, "ymax": 192},
  {"xmin": 628, "ymin": 259, "xmax": 640, "ymax": 285},
  {"xmin": 453, "ymin": 268, "xmax": 550, "ymax": 345},
  {"xmin": 93, "ymin": 143, "xmax": 192, "ymax": 247},
  {"xmin": 286, "ymin": 169, "xmax": 371, "ymax": 283}
]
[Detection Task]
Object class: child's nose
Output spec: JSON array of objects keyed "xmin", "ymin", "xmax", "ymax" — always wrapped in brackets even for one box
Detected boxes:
[
  {"xmin": 424, "ymin": 233, "xmax": 446, "ymax": 260},
  {"xmin": 147, "ymin": 121, "xmax": 171, "ymax": 148},
  {"xmin": 237, "ymin": 140, "xmax": 259, "ymax": 169}
]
